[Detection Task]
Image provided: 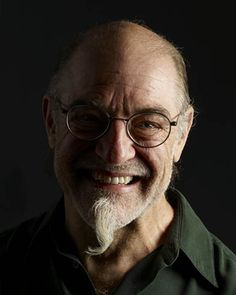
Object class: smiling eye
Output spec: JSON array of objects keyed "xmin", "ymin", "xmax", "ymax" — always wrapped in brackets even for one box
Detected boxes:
[
  {"xmin": 70, "ymin": 107, "xmax": 105, "ymax": 127},
  {"xmin": 79, "ymin": 113, "xmax": 101, "ymax": 124},
  {"xmin": 127, "ymin": 112, "xmax": 172, "ymax": 146},
  {"xmin": 67, "ymin": 106, "xmax": 109, "ymax": 139},
  {"xmin": 135, "ymin": 120, "xmax": 162, "ymax": 130}
]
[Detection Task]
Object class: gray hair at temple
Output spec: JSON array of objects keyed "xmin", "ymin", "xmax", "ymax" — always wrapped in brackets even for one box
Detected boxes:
[{"xmin": 46, "ymin": 20, "xmax": 193, "ymax": 121}]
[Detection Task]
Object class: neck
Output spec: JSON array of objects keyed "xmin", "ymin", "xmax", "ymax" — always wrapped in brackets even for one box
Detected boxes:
[{"xmin": 64, "ymin": 195, "xmax": 174, "ymax": 293}]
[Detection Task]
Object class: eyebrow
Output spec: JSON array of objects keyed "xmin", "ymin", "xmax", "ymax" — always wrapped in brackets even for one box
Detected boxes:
[
  {"xmin": 133, "ymin": 106, "xmax": 171, "ymax": 117},
  {"xmin": 66, "ymin": 97, "xmax": 171, "ymax": 118},
  {"xmin": 68, "ymin": 97, "xmax": 103, "ymax": 108}
]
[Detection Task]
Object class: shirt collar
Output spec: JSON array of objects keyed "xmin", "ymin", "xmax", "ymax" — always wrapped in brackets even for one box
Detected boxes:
[{"xmin": 168, "ymin": 188, "xmax": 219, "ymax": 288}]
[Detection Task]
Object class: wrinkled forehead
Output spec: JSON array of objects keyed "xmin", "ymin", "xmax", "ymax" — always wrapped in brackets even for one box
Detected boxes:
[{"xmin": 55, "ymin": 30, "xmax": 181, "ymax": 115}]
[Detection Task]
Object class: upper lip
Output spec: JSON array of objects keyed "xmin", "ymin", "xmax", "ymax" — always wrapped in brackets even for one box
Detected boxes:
[{"xmin": 75, "ymin": 159, "xmax": 150, "ymax": 178}]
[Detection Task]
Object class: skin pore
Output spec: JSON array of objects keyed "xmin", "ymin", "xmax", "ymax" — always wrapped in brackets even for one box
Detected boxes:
[{"xmin": 43, "ymin": 21, "xmax": 193, "ymax": 294}]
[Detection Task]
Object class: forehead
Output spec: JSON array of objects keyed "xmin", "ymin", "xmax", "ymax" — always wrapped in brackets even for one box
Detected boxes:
[{"xmin": 58, "ymin": 44, "xmax": 180, "ymax": 116}]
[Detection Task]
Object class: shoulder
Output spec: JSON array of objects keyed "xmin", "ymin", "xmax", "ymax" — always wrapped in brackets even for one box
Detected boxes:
[
  {"xmin": 212, "ymin": 233, "xmax": 236, "ymax": 265},
  {"xmin": 195, "ymin": 230, "xmax": 236, "ymax": 293},
  {"xmin": 171, "ymin": 188, "xmax": 236, "ymax": 292},
  {"xmin": 0, "ymin": 213, "xmax": 55, "ymax": 294},
  {"xmin": 0, "ymin": 213, "xmax": 49, "ymax": 260},
  {"xmin": 211, "ymin": 234, "xmax": 236, "ymax": 291}
]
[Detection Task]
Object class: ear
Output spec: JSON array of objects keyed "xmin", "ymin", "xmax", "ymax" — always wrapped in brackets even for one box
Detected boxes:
[
  {"xmin": 173, "ymin": 106, "xmax": 194, "ymax": 163},
  {"xmin": 42, "ymin": 95, "xmax": 56, "ymax": 149}
]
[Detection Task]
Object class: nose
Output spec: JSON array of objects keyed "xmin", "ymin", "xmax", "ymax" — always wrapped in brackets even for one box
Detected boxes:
[{"xmin": 95, "ymin": 119, "xmax": 136, "ymax": 164}]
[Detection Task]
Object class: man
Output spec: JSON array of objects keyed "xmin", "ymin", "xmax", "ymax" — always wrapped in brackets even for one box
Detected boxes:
[{"xmin": 1, "ymin": 20, "xmax": 236, "ymax": 295}]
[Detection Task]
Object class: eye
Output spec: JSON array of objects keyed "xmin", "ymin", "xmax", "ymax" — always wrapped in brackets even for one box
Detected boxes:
[
  {"xmin": 70, "ymin": 108, "xmax": 102, "ymax": 124},
  {"xmin": 67, "ymin": 106, "xmax": 109, "ymax": 140},
  {"xmin": 132, "ymin": 114, "xmax": 164, "ymax": 131},
  {"xmin": 79, "ymin": 113, "xmax": 100, "ymax": 122},
  {"xmin": 135, "ymin": 120, "xmax": 162, "ymax": 129}
]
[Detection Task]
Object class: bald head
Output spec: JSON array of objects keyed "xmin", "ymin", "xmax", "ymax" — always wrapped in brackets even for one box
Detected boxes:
[{"xmin": 47, "ymin": 20, "xmax": 190, "ymax": 110}]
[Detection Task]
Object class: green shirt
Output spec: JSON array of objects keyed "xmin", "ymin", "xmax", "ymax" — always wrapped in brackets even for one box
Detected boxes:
[
  {"xmin": 53, "ymin": 189, "xmax": 236, "ymax": 294},
  {"xmin": 1, "ymin": 189, "xmax": 236, "ymax": 294}
]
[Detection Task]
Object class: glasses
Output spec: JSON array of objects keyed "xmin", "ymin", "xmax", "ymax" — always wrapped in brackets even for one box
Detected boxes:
[{"xmin": 57, "ymin": 101, "xmax": 179, "ymax": 148}]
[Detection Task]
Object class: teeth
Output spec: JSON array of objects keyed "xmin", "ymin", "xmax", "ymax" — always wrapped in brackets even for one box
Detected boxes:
[{"xmin": 92, "ymin": 172, "xmax": 133, "ymax": 184}]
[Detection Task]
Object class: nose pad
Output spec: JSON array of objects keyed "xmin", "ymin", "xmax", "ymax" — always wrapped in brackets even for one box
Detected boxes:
[{"xmin": 95, "ymin": 119, "xmax": 136, "ymax": 164}]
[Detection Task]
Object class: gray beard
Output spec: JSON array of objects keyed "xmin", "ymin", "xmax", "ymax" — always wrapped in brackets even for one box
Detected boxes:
[
  {"xmin": 86, "ymin": 196, "xmax": 118, "ymax": 255},
  {"xmin": 85, "ymin": 167, "xmax": 174, "ymax": 256}
]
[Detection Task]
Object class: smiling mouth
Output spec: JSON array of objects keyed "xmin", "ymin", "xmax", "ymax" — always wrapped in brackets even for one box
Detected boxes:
[
  {"xmin": 88, "ymin": 170, "xmax": 142, "ymax": 185},
  {"xmin": 92, "ymin": 171, "xmax": 133, "ymax": 184}
]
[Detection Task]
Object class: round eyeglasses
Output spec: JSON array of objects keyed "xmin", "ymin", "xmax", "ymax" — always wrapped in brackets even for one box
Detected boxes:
[{"xmin": 57, "ymin": 101, "xmax": 179, "ymax": 148}]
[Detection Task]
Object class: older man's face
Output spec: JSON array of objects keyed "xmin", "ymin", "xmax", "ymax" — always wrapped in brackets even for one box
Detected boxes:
[{"xmin": 44, "ymin": 41, "xmax": 191, "ymax": 242}]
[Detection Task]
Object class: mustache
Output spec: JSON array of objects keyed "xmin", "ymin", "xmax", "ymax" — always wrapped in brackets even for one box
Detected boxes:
[{"xmin": 74, "ymin": 156, "xmax": 150, "ymax": 177}]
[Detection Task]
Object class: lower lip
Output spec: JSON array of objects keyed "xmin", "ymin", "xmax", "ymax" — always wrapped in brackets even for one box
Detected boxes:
[{"xmin": 94, "ymin": 181, "xmax": 141, "ymax": 192}]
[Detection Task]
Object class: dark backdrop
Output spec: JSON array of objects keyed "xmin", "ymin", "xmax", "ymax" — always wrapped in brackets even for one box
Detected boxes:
[{"xmin": 1, "ymin": 1, "xmax": 236, "ymax": 253}]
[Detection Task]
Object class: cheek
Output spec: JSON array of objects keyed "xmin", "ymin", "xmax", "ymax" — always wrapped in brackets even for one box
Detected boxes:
[
  {"xmin": 136, "ymin": 144, "xmax": 174, "ymax": 175},
  {"xmin": 53, "ymin": 131, "xmax": 92, "ymax": 179},
  {"xmin": 55, "ymin": 123, "xmax": 91, "ymax": 159}
]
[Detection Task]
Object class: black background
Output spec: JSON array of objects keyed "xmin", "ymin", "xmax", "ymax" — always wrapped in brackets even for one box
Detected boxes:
[{"xmin": 1, "ymin": 1, "xmax": 236, "ymax": 252}]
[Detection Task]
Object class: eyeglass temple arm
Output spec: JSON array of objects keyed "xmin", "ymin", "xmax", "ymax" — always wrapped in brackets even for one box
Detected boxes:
[{"xmin": 170, "ymin": 111, "xmax": 182, "ymax": 126}]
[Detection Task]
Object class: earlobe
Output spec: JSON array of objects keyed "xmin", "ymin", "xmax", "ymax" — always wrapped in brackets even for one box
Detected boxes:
[
  {"xmin": 173, "ymin": 106, "xmax": 194, "ymax": 163},
  {"xmin": 42, "ymin": 95, "xmax": 56, "ymax": 149}
]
